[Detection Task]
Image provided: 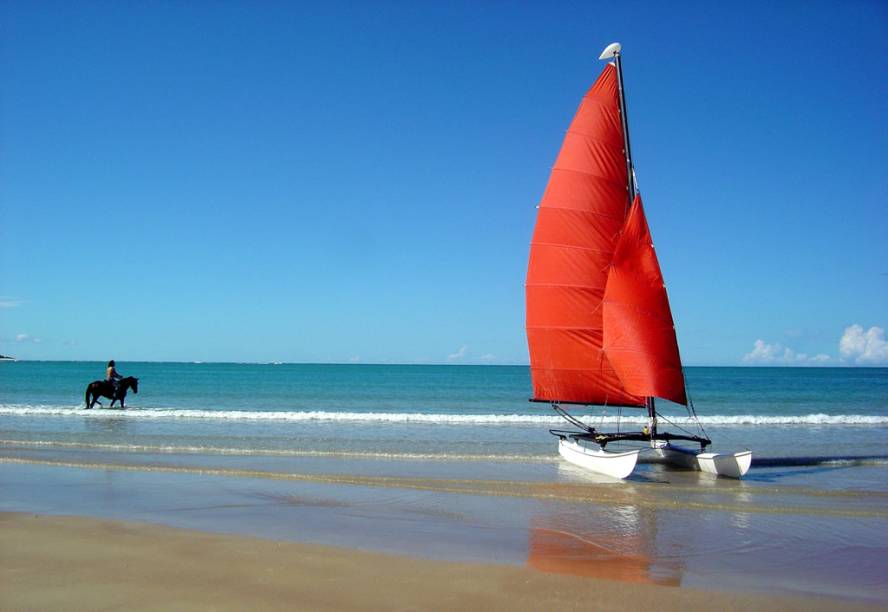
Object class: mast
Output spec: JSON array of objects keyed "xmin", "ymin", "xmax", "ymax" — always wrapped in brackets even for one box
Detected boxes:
[
  {"xmin": 600, "ymin": 43, "xmax": 636, "ymax": 205},
  {"xmin": 600, "ymin": 42, "xmax": 655, "ymax": 432},
  {"xmin": 614, "ymin": 53, "xmax": 635, "ymax": 204}
]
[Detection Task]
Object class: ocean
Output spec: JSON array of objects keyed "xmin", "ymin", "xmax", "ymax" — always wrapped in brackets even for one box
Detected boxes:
[
  {"xmin": 2, "ymin": 361, "xmax": 887, "ymax": 601},
  {"xmin": 2, "ymin": 361, "xmax": 887, "ymax": 462}
]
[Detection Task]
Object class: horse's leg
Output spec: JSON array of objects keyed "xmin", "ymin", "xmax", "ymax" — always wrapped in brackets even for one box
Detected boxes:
[{"xmin": 120, "ymin": 396, "xmax": 125, "ymax": 409}]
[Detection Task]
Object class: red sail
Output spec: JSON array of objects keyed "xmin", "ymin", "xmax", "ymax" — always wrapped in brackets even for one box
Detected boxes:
[
  {"xmin": 602, "ymin": 195, "xmax": 687, "ymax": 405},
  {"xmin": 525, "ymin": 64, "xmax": 644, "ymax": 407}
]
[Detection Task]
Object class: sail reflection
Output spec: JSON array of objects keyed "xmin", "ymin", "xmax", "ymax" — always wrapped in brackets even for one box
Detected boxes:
[{"xmin": 527, "ymin": 506, "xmax": 682, "ymax": 585}]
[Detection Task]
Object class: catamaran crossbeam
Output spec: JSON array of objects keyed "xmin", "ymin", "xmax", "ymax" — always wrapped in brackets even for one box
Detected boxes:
[
  {"xmin": 548, "ymin": 402, "xmax": 710, "ymax": 450},
  {"xmin": 549, "ymin": 429, "xmax": 712, "ymax": 450}
]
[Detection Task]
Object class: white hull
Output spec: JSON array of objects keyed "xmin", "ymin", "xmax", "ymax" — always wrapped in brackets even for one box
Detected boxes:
[
  {"xmin": 654, "ymin": 442, "xmax": 752, "ymax": 478},
  {"xmin": 697, "ymin": 450, "xmax": 752, "ymax": 478},
  {"xmin": 558, "ymin": 438, "xmax": 639, "ymax": 479}
]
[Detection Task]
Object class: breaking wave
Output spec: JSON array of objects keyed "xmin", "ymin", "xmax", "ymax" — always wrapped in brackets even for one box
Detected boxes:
[
  {"xmin": 1, "ymin": 404, "xmax": 887, "ymax": 426},
  {"xmin": 0, "ymin": 438, "xmax": 548, "ymax": 462}
]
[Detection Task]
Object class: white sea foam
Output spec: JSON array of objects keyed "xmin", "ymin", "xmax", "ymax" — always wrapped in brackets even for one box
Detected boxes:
[
  {"xmin": 0, "ymin": 438, "xmax": 548, "ymax": 462},
  {"xmin": 0, "ymin": 404, "xmax": 887, "ymax": 426}
]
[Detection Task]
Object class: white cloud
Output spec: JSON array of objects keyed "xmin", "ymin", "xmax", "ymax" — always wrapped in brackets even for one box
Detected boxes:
[
  {"xmin": 743, "ymin": 339, "xmax": 779, "ymax": 363},
  {"xmin": 742, "ymin": 339, "xmax": 830, "ymax": 365},
  {"xmin": 479, "ymin": 353, "xmax": 496, "ymax": 363},
  {"xmin": 744, "ymin": 323, "xmax": 888, "ymax": 366},
  {"xmin": 447, "ymin": 345, "xmax": 468, "ymax": 362},
  {"xmin": 348, "ymin": 355, "xmax": 361, "ymax": 363},
  {"xmin": 15, "ymin": 333, "xmax": 41, "ymax": 344},
  {"xmin": 0, "ymin": 297, "xmax": 23, "ymax": 309},
  {"xmin": 840, "ymin": 325, "xmax": 888, "ymax": 365}
]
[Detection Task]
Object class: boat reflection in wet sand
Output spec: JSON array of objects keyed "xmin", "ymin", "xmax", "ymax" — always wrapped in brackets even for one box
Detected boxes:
[{"xmin": 528, "ymin": 508, "xmax": 681, "ymax": 586}]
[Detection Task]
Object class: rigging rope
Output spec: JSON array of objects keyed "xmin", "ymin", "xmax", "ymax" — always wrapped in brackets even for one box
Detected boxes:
[
  {"xmin": 656, "ymin": 412, "xmax": 702, "ymax": 439},
  {"xmin": 682, "ymin": 371, "xmax": 709, "ymax": 442}
]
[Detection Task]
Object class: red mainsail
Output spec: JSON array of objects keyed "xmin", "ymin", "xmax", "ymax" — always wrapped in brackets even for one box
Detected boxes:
[
  {"xmin": 526, "ymin": 64, "xmax": 642, "ymax": 406},
  {"xmin": 602, "ymin": 196, "xmax": 687, "ymax": 405},
  {"xmin": 525, "ymin": 64, "xmax": 686, "ymax": 407}
]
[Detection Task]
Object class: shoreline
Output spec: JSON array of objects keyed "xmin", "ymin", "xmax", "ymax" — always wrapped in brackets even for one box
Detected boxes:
[
  {"xmin": 2, "ymin": 511, "xmax": 879, "ymax": 611},
  {"xmin": 2, "ymin": 456, "xmax": 888, "ymax": 605}
]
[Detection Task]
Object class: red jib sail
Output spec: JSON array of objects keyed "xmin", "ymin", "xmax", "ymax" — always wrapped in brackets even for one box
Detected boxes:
[
  {"xmin": 602, "ymin": 196, "xmax": 687, "ymax": 405},
  {"xmin": 525, "ymin": 64, "xmax": 643, "ymax": 406},
  {"xmin": 525, "ymin": 64, "xmax": 686, "ymax": 407}
]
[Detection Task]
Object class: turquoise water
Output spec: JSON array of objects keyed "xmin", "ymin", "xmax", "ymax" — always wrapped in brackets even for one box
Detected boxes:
[
  {"xmin": 1, "ymin": 361, "xmax": 887, "ymax": 468},
  {"xmin": 2, "ymin": 362, "xmax": 888, "ymax": 601},
  {"xmin": 3, "ymin": 361, "xmax": 886, "ymax": 417}
]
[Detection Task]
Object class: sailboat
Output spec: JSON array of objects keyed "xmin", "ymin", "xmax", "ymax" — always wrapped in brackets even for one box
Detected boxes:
[{"xmin": 525, "ymin": 43, "xmax": 751, "ymax": 479}]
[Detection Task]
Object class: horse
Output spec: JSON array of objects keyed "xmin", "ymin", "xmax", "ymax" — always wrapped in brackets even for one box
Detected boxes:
[{"xmin": 84, "ymin": 376, "xmax": 139, "ymax": 409}]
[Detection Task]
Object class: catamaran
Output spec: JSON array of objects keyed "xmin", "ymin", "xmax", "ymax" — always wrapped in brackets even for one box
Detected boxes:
[{"xmin": 525, "ymin": 43, "xmax": 751, "ymax": 479}]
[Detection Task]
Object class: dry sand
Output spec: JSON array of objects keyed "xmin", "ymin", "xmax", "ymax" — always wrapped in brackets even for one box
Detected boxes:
[{"xmin": 1, "ymin": 512, "xmax": 878, "ymax": 611}]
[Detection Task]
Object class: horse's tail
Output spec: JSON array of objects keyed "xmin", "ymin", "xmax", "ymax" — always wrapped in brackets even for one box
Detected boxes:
[{"xmin": 85, "ymin": 384, "xmax": 91, "ymax": 408}]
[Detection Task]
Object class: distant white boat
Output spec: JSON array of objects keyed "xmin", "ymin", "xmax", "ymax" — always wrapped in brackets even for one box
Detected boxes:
[{"xmin": 524, "ymin": 43, "xmax": 751, "ymax": 480}]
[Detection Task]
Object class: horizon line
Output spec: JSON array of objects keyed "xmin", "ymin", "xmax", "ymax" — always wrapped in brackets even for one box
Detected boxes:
[{"xmin": 2, "ymin": 359, "xmax": 886, "ymax": 369}]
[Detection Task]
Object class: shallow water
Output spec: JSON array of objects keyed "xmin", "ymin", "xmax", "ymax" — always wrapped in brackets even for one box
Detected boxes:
[
  {"xmin": 3, "ymin": 363, "xmax": 887, "ymax": 459},
  {"xmin": 2, "ymin": 452, "xmax": 886, "ymax": 603},
  {"xmin": 2, "ymin": 362, "xmax": 887, "ymax": 602}
]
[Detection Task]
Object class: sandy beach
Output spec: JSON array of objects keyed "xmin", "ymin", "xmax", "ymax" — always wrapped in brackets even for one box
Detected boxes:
[
  {"xmin": 3, "ymin": 364, "xmax": 887, "ymax": 610},
  {"xmin": 4, "ymin": 511, "xmax": 881, "ymax": 612},
  {"xmin": 2, "ymin": 447, "xmax": 887, "ymax": 610}
]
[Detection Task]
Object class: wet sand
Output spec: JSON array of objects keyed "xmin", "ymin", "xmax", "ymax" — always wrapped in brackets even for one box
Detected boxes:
[
  {"xmin": 2, "ymin": 447, "xmax": 887, "ymax": 608},
  {"xmin": 2, "ymin": 512, "xmax": 877, "ymax": 612}
]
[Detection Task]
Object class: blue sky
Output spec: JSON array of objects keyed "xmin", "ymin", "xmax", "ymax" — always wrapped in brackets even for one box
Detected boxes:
[{"xmin": 1, "ymin": 1, "xmax": 886, "ymax": 365}]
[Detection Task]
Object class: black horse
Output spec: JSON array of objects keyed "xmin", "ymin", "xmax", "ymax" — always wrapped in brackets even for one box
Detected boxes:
[{"xmin": 84, "ymin": 376, "xmax": 139, "ymax": 409}]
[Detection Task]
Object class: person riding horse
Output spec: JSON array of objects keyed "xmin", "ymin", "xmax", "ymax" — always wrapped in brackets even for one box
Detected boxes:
[
  {"xmin": 106, "ymin": 360, "xmax": 123, "ymax": 393},
  {"xmin": 84, "ymin": 360, "xmax": 139, "ymax": 409}
]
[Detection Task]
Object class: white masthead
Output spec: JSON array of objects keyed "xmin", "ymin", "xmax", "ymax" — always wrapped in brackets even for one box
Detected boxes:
[{"xmin": 598, "ymin": 42, "xmax": 621, "ymax": 60}]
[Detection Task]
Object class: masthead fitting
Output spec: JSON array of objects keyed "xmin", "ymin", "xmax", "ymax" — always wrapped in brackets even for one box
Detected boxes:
[{"xmin": 598, "ymin": 42, "xmax": 621, "ymax": 60}]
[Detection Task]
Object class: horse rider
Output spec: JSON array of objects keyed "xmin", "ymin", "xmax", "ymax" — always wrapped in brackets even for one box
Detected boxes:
[{"xmin": 106, "ymin": 360, "xmax": 123, "ymax": 395}]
